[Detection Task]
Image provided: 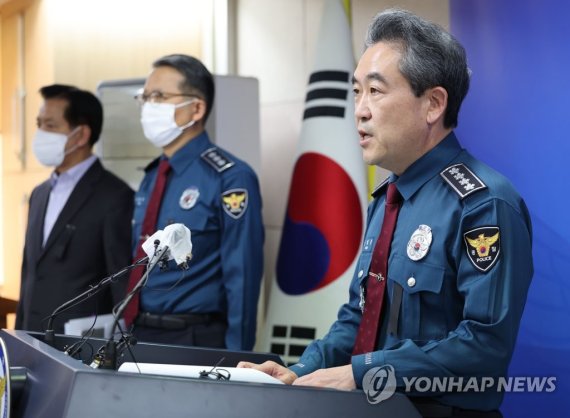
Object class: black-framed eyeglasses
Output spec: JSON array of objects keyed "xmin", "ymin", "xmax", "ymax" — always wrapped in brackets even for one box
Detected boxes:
[
  {"xmin": 134, "ymin": 91, "xmax": 200, "ymax": 105},
  {"xmin": 199, "ymin": 367, "xmax": 231, "ymax": 381},
  {"xmin": 198, "ymin": 357, "xmax": 231, "ymax": 381}
]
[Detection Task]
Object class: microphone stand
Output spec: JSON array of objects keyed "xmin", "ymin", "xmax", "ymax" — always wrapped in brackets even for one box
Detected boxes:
[
  {"xmin": 93, "ymin": 245, "xmax": 169, "ymax": 370},
  {"xmin": 44, "ymin": 257, "xmax": 149, "ymax": 347}
]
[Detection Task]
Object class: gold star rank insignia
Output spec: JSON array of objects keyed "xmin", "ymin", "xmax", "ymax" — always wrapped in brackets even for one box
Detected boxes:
[
  {"xmin": 222, "ymin": 189, "xmax": 248, "ymax": 219},
  {"xmin": 463, "ymin": 226, "xmax": 500, "ymax": 272}
]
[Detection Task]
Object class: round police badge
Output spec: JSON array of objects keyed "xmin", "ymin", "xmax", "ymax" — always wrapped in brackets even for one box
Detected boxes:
[
  {"xmin": 407, "ymin": 224, "xmax": 432, "ymax": 261},
  {"xmin": 179, "ymin": 187, "xmax": 200, "ymax": 210}
]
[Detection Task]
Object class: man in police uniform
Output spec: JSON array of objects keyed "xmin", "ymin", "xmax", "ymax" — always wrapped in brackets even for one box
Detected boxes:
[
  {"xmin": 239, "ymin": 9, "xmax": 532, "ymax": 417},
  {"xmin": 129, "ymin": 54, "xmax": 264, "ymax": 350}
]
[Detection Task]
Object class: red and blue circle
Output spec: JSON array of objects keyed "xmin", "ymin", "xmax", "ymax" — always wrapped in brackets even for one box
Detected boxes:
[{"xmin": 277, "ymin": 152, "xmax": 363, "ymax": 295}]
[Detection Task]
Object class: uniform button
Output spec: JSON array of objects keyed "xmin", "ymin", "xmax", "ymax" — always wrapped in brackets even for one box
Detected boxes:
[
  {"xmin": 407, "ymin": 277, "xmax": 416, "ymax": 287},
  {"xmin": 358, "ymin": 270, "xmax": 364, "ymax": 278}
]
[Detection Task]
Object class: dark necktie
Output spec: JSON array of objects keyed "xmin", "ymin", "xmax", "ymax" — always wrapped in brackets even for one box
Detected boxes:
[
  {"xmin": 123, "ymin": 159, "xmax": 171, "ymax": 327},
  {"xmin": 353, "ymin": 183, "xmax": 402, "ymax": 355}
]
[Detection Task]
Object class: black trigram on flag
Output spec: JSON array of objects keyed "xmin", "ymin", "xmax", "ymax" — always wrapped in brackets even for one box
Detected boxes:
[
  {"xmin": 303, "ymin": 70, "xmax": 350, "ymax": 120},
  {"xmin": 270, "ymin": 325, "xmax": 317, "ymax": 366}
]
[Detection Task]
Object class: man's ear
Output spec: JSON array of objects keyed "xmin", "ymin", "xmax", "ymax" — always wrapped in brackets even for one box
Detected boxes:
[
  {"xmin": 426, "ymin": 86, "xmax": 448, "ymax": 125},
  {"xmin": 191, "ymin": 100, "xmax": 207, "ymax": 123},
  {"xmin": 76, "ymin": 125, "xmax": 92, "ymax": 147}
]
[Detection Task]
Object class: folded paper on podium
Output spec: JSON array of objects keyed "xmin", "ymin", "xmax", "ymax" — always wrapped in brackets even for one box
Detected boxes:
[{"xmin": 118, "ymin": 362, "xmax": 285, "ymax": 384}]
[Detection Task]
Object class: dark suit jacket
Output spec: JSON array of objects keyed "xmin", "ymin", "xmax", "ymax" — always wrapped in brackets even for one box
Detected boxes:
[{"xmin": 16, "ymin": 159, "xmax": 134, "ymax": 333}]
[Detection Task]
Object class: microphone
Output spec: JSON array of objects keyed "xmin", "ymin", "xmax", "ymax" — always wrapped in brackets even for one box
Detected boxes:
[
  {"xmin": 91, "ymin": 223, "xmax": 193, "ymax": 370},
  {"xmin": 44, "ymin": 224, "xmax": 193, "ymax": 348},
  {"xmin": 142, "ymin": 223, "xmax": 193, "ymax": 269},
  {"xmin": 43, "ymin": 257, "xmax": 148, "ymax": 347}
]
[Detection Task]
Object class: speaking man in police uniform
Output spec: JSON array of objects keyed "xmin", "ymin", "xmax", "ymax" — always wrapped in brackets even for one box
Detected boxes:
[
  {"xmin": 126, "ymin": 54, "xmax": 264, "ymax": 351},
  {"xmin": 239, "ymin": 9, "xmax": 533, "ymax": 417}
]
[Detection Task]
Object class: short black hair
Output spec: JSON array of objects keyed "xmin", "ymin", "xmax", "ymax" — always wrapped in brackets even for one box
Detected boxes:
[
  {"xmin": 365, "ymin": 9, "xmax": 470, "ymax": 128},
  {"xmin": 152, "ymin": 54, "xmax": 215, "ymax": 123},
  {"xmin": 39, "ymin": 84, "xmax": 103, "ymax": 146}
]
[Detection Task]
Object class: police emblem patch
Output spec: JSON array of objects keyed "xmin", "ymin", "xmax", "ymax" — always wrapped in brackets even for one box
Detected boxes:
[
  {"xmin": 463, "ymin": 226, "xmax": 501, "ymax": 272},
  {"xmin": 179, "ymin": 187, "xmax": 200, "ymax": 210},
  {"xmin": 222, "ymin": 189, "xmax": 248, "ymax": 219},
  {"xmin": 407, "ymin": 224, "xmax": 432, "ymax": 261}
]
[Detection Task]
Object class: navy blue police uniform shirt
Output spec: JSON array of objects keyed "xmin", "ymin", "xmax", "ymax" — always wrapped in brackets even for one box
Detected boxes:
[
  {"xmin": 132, "ymin": 131, "xmax": 264, "ymax": 351},
  {"xmin": 289, "ymin": 132, "xmax": 533, "ymax": 411}
]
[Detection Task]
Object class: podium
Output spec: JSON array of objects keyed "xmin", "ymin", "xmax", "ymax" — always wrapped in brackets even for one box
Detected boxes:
[{"xmin": 1, "ymin": 329, "xmax": 421, "ymax": 418}]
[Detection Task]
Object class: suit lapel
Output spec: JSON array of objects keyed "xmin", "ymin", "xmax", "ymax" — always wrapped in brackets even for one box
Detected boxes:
[
  {"xmin": 30, "ymin": 181, "xmax": 52, "ymax": 260},
  {"xmin": 41, "ymin": 160, "xmax": 104, "ymax": 257}
]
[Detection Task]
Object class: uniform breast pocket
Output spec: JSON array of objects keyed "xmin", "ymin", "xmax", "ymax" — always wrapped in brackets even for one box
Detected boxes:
[
  {"xmin": 389, "ymin": 254, "xmax": 446, "ymax": 342},
  {"xmin": 172, "ymin": 207, "xmax": 218, "ymax": 254}
]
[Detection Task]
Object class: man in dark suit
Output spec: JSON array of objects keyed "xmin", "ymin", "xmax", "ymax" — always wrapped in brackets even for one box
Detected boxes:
[{"xmin": 16, "ymin": 84, "xmax": 134, "ymax": 333}]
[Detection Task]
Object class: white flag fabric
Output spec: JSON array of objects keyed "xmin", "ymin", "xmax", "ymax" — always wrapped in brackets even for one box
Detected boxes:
[{"xmin": 263, "ymin": 0, "xmax": 367, "ymax": 364}]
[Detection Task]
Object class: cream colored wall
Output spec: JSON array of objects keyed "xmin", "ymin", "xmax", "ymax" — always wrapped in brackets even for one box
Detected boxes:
[
  {"xmin": 46, "ymin": 0, "xmax": 208, "ymax": 92},
  {"xmin": 236, "ymin": 0, "xmax": 449, "ymax": 345},
  {"xmin": 1, "ymin": 3, "xmax": 47, "ymax": 314},
  {"xmin": 0, "ymin": 11, "xmax": 3, "ymax": 293}
]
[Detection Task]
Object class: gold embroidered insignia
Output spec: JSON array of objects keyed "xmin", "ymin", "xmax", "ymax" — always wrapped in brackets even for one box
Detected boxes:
[
  {"xmin": 464, "ymin": 227, "xmax": 500, "ymax": 272},
  {"xmin": 222, "ymin": 189, "xmax": 248, "ymax": 219}
]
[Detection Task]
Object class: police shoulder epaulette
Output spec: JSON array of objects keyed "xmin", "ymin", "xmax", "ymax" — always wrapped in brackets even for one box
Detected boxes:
[
  {"xmin": 371, "ymin": 177, "xmax": 390, "ymax": 199},
  {"xmin": 200, "ymin": 147, "xmax": 235, "ymax": 173},
  {"xmin": 440, "ymin": 163, "xmax": 487, "ymax": 199}
]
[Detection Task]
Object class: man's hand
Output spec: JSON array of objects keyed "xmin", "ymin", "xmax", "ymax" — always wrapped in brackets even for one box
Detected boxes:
[
  {"xmin": 293, "ymin": 364, "xmax": 356, "ymax": 391},
  {"xmin": 237, "ymin": 360, "xmax": 298, "ymax": 385}
]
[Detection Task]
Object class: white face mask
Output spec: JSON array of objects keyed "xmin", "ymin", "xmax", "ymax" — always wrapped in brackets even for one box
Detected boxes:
[
  {"xmin": 140, "ymin": 101, "xmax": 196, "ymax": 148},
  {"xmin": 32, "ymin": 127, "xmax": 80, "ymax": 167}
]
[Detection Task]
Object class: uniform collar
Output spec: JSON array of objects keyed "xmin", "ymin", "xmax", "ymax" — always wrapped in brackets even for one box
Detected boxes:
[
  {"xmin": 396, "ymin": 131, "xmax": 463, "ymax": 201},
  {"xmin": 375, "ymin": 132, "xmax": 463, "ymax": 201},
  {"xmin": 145, "ymin": 131, "xmax": 213, "ymax": 174}
]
